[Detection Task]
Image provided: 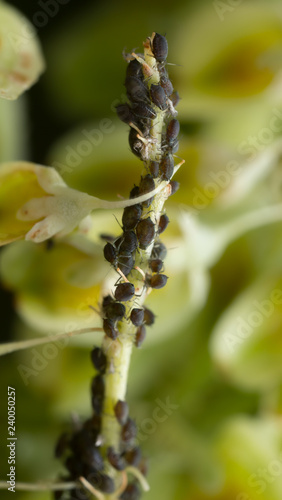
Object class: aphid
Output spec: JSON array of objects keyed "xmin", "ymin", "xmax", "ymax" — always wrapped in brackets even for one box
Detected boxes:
[
  {"xmin": 150, "ymin": 84, "xmax": 167, "ymax": 111},
  {"xmin": 136, "ymin": 217, "xmax": 155, "ymax": 249},
  {"xmin": 146, "ymin": 273, "xmax": 168, "ymax": 289},
  {"xmin": 118, "ymin": 252, "xmax": 135, "ymax": 276},
  {"xmin": 149, "ymin": 258, "xmax": 163, "ymax": 273},
  {"xmin": 126, "ymin": 59, "xmax": 144, "ymax": 80},
  {"xmin": 125, "ymin": 76, "xmax": 149, "ymax": 103},
  {"xmin": 149, "ymin": 160, "xmax": 159, "ymax": 178},
  {"xmin": 135, "ymin": 324, "xmax": 146, "ymax": 348},
  {"xmin": 103, "ymin": 242, "xmax": 117, "ymax": 265},
  {"xmin": 138, "ymin": 458, "xmax": 149, "ymax": 477},
  {"xmin": 128, "ymin": 128, "xmax": 145, "ymax": 158},
  {"xmin": 83, "ymin": 414, "xmax": 101, "ymax": 435},
  {"xmin": 122, "ymin": 203, "xmax": 142, "ymax": 230},
  {"xmin": 170, "ymin": 90, "xmax": 180, "ymax": 107},
  {"xmin": 132, "ymin": 102, "xmax": 157, "ymax": 120},
  {"xmin": 152, "ymin": 33, "xmax": 168, "ymax": 62},
  {"xmin": 107, "ymin": 447, "xmax": 126, "ymax": 471},
  {"xmin": 114, "ymin": 400, "xmax": 129, "ymax": 426},
  {"xmin": 158, "ymin": 213, "xmax": 170, "ymax": 234},
  {"xmin": 169, "ymin": 180, "xmax": 180, "ymax": 196},
  {"xmin": 105, "ymin": 301, "xmax": 126, "ymax": 322},
  {"xmin": 160, "ymin": 154, "xmax": 174, "ymax": 181},
  {"xmin": 130, "ymin": 308, "xmax": 144, "ymax": 327},
  {"xmin": 143, "ymin": 307, "xmax": 155, "ymax": 326},
  {"xmin": 91, "ymin": 375, "xmax": 105, "ymax": 415},
  {"xmin": 160, "ymin": 74, "xmax": 174, "ymax": 97},
  {"xmin": 120, "ymin": 482, "xmax": 141, "ymax": 500},
  {"xmin": 55, "ymin": 432, "xmax": 69, "ymax": 458},
  {"xmin": 90, "ymin": 347, "xmax": 107, "ymax": 374},
  {"xmin": 166, "ymin": 119, "xmax": 180, "ymax": 146},
  {"xmin": 123, "ymin": 446, "xmax": 142, "ymax": 467},
  {"xmin": 152, "ymin": 240, "xmax": 167, "ymax": 260},
  {"xmin": 116, "ymin": 103, "xmax": 135, "ymax": 125},
  {"xmin": 114, "ymin": 282, "xmax": 135, "ymax": 302},
  {"xmin": 103, "ymin": 318, "xmax": 118, "ymax": 340},
  {"xmin": 139, "ymin": 174, "xmax": 155, "ymax": 207},
  {"xmin": 121, "ymin": 418, "xmax": 137, "ymax": 442},
  {"xmin": 119, "ymin": 230, "xmax": 138, "ymax": 253},
  {"xmin": 71, "ymin": 430, "xmax": 104, "ymax": 470},
  {"xmin": 102, "ymin": 294, "xmax": 114, "ymax": 310},
  {"xmin": 92, "ymin": 473, "xmax": 115, "ymax": 494},
  {"xmin": 65, "ymin": 455, "xmax": 84, "ymax": 477},
  {"xmin": 130, "ymin": 185, "xmax": 140, "ymax": 199}
]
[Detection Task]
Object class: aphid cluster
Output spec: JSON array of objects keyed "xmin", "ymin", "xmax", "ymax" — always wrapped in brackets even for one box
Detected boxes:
[
  {"xmin": 55, "ymin": 32, "xmax": 180, "ymax": 499},
  {"xmin": 54, "ymin": 347, "xmax": 146, "ymax": 499}
]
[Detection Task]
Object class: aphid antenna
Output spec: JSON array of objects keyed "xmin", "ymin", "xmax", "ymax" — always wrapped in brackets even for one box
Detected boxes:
[{"xmin": 88, "ymin": 304, "xmax": 100, "ymax": 315}]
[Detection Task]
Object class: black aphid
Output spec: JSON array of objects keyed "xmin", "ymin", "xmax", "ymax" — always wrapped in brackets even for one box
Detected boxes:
[
  {"xmin": 152, "ymin": 240, "xmax": 167, "ymax": 260},
  {"xmin": 107, "ymin": 447, "xmax": 126, "ymax": 470},
  {"xmin": 119, "ymin": 230, "xmax": 138, "ymax": 253},
  {"xmin": 121, "ymin": 418, "xmax": 137, "ymax": 442},
  {"xmin": 116, "ymin": 103, "xmax": 135, "ymax": 125},
  {"xmin": 114, "ymin": 400, "xmax": 129, "ymax": 426},
  {"xmin": 160, "ymin": 154, "xmax": 174, "ymax": 181},
  {"xmin": 143, "ymin": 307, "xmax": 155, "ymax": 326},
  {"xmin": 103, "ymin": 242, "xmax": 117, "ymax": 265},
  {"xmin": 146, "ymin": 273, "xmax": 168, "ymax": 289},
  {"xmin": 90, "ymin": 347, "xmax": 107, "ymax": 374},
  {"xmin": 166, "ymin": 118, "xmax": 180, "ymax": 146},
  {"xmin": 123, "ymin": 446, "xmax": 142, "ymax": 467},
  {"xmin": 130, "ymin": 185, "xmax": 140, "ymax": 199},
  {"xmin": 149, "ymin": 161, "xmax": 159, "ymax": 178},
  {"xmin": 149, "ymin": 258, "xmax": 163, "ymax": 273},
  {"xmin": 114, "ymin": 282, "xmax": 135, "ymax": 302},
  {"xmin": 126, "ymin": 59, "xmax": 144, "ymax": 80},
  {"xmin": 150, "ymin": 84, "xmax": 167, "ymax": 111},
  {"xmin": 170, "ymin": 180, "xmax": 180, "ymax": 196},
  {"xmin": 158, "ymin": 213, "xmax": 170, "ymax": 234},
  {"xmin": 152, "ymin": 33, "xmax": 168, "ymax": 62},
  {"xmin": 128, "ymin": 128, "xmax": 145, "ymax": 158},
  {"xmin": 102, "ymin": 294, "xmax": 114, "ymax": 311},
  {"xmin": 130, "ymin": 308, "xmax": 144, "ymax": 327},
  {"xmin": 120, "ymin": 482, "xmax": 141, "ymax": 500},
  {"xmin": 122, "ymin": 203, "xmax": 142, "ymax": 230},
  {"xmin": 135, "ymin": 324, "xmax": 146, "ymax": 348},
  {"xmin": 136, "ymin": 218, "xmax": 155, "ymax": 249},
  {"xmin": 118, "ymin": 252, "xmax": 135, "ymax": 276},
  {"xmin": 132, "ymin": 102, "xmax": 157, "ymax": 120},
  {"xmin": 125, "ymin": 76, "xmax": 149, "ymax": 103},
  {"xmin": 139, "ymin": 174, "xmax": 155, "ymax": 207},
  {"xmin": 105, "ymin": 302, "xmax": 126, "ymax": 322},
  {"xmin": 91, "ymin": 375, "xmax": 105, "ymax": 415},
  {"xmin": 103, "ymin": 318, "xmax": 118, "ymax": 340},
  {"xmin": 170, "ymin": 90, "xmax": 180, "ymax": 107}
]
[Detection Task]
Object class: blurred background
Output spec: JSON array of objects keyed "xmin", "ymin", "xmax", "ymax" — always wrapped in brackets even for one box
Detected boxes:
[{"xmin": 1, "ymin": 0, "xmax": 282, "ymax": 499}]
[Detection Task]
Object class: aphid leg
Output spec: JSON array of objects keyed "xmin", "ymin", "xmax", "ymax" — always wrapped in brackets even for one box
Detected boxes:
[
  {"xmin": 134, "ymin": 266, "xmax": 146, "ymax": 280},
  {"xmin": 79, "ymin": 477, "xmax": 105, "ymax": 500},
  {"xmin": 117, "ymin": 268, "xmax": 130, "ymax": 282}
]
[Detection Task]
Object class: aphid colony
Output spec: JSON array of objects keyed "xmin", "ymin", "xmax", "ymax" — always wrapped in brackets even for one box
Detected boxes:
[
  {"xmin": 54, "ymin": 33, "xmax": 179, "ymax": 500},
  {"xmin": 54, "ymin": 346, "xmax": 147, "ymax": 500}
]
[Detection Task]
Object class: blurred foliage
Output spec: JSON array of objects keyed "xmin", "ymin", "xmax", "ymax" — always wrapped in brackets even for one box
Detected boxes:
[{"xmin": 1, "ymin": 1, "xmax": 282, "ymax": 499}]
